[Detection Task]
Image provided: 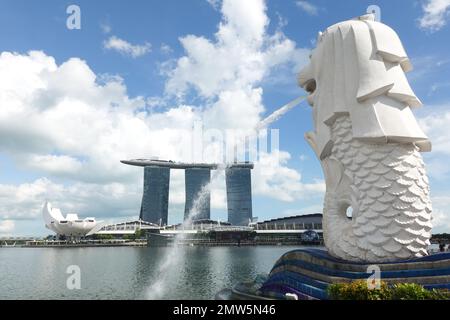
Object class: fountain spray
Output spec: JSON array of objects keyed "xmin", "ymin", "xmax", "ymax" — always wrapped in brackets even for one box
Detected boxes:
[{"xmin": 145, "ymin": 96, "xmax": 307, "ymax": 299}]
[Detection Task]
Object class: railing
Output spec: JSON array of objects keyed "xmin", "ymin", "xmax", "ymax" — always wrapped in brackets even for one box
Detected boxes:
[{"xmin": 23, "ymin": 239, "xmax": 147, "ymax": 247}]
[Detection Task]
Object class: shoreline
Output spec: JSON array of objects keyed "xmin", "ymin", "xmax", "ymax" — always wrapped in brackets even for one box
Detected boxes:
[{"xmin": 1, "ymin": 239, "xmax": 323, "ymax": 248}]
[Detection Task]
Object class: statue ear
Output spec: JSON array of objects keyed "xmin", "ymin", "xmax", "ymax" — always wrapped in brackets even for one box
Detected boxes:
[
  {"xmin": 365, "ymin": 20, "xmax": 412, "ymax": 72},
  {"xmin": 351, "ymin": 22, "xmax": 394, "ymax": 102},
  {"xmin": 351, "ymin": 21, "xmax": 421, "ymax": 108},
  {"xmin": 364, "ymin": 21, "xmax": 422, "ymax": 107}
]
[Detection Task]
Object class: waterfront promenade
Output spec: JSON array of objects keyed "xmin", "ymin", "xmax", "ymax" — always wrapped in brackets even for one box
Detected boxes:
[
  {"xmin": 1, "ymin": 238, "xmax": 147, "ymax": 248},
  {"xmin": 1, "ymin": 237, "xmax": 323, "ymax": 248}
]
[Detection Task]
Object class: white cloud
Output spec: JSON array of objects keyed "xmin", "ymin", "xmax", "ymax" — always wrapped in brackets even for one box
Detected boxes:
[
  {"xmin": 164, "ymin": 0, "xmax": 309, "ymax": 99},
  {"xmin": 418, "ymin": 0, "xmax": 450, "ymax": 31},
  {"xmin": 24, "ymin": 155, "xmax": 83, "ymax": 175},
  {"xmin": 100, "ymin": 22, "xmax": 112, "ymax": 34},
  {"xmin": 419, "ymin": 107, "xmax": 450, "ymax": 155},
  {"xmin": 429, "ymin": 81, "xmax": 450, "ymax": 95},
  {"xmin": 206, "ymin": 0, "xmax": 221, "ymax": 10},
  {"xmin": 0, "ymin": 49, "xmax": 315, "ymax": 222},
  {"xmin": 419, "ymin": 106, "xmax": 450, "ymax": 182},
  {"xmin": 415, "ymin": 105, "xmax": 450, "ymax": 232},
  {"xmin": 0, "ymin": 0, "xmax": 319, "ymax": 231},
  {"xmin": 0, "ymin": 178, "xmax": 140, "ymax": 221},
  {"xmin": 430, "ymin": 195, "xmax": 450, "ymax": 233},
  {"xmin": 103, "ymin": 36, "xmax": 151, "ymax": 58},
  {"xmin": 160, "ymin": 43, "xmax": 173, "ymax": 54},
  {"xmin": 0, "ymin": 220, "xmax": 15, "ymax": 234},
  {"xmin": 253, "ymin": 151, "xmax": 325, "ymax": 202},
  {"xmin": 146, "ymin": 95, "xmax": 167, "ymax": 108},
  {"xmin": 0, "ymin": 50, "xmax": 198, "ymax": 185},
  {"xmin": 276, "ymin": 12, "xmax": 288, "ymax": 30},
  {"xmin": 295, "ymin": 1, "xmax": 319, "ymax": 16}
]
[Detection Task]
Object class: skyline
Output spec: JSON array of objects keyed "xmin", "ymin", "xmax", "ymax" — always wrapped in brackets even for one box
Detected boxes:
[{"xmin": 1, "ymin": 0, "xmax": 450, "ymax": 236}]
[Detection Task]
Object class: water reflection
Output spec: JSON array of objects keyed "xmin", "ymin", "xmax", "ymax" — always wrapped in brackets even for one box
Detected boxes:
[{"xmin": 0, "ymin": 246, "xmax": 302, "ymax": 300}]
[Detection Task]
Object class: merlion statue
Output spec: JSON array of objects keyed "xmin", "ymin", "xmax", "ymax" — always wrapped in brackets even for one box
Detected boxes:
[{"xmin": 298, "ymin": 14, "xmax": 432, "ymax": 262}]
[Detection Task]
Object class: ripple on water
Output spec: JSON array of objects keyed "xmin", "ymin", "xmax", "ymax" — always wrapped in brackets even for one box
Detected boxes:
[{"xmin": 0, "ymin": 246, "xmax": 311, "ymax": 299}]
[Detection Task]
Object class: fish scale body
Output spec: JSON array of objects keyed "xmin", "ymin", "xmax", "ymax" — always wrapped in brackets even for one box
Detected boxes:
[{"xmin": 323, "ymin": 116, "xmax": 432, "ymax": 262}]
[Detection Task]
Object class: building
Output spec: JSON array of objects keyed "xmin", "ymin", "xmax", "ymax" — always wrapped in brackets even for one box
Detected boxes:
[
  {"xmin": 146, "ymin": 214, "xmax": 323, "ymax": 246},
  {"xmin": 42, "ymin": 201, "xmax": 102, "ymax": 237},
  {"xmin": 140, "ymin": 166, "xmax": 170, "ymax": 225},
  {"xmin": 253, "ymin": 214, "xmax": 323, "ymax": 244},
  {"xmin": 148, "ymin": 220, "xmax": 255, "ymax": 246},
  {"xmin": 122, "ymin": 159, "xmax": 254, "ymax": 226},
  {"xmin": 254, "ymin": 213, "xmax": 323, "ymax": 231},
  {"xmin": 226, "ymin": 167, "xmax": 253, "ymax": 226},
  {"xmin": 95, "ymin": 219, "xmax": 160, "ymax": 237},
  {"xmin": 184, "ymin": 168, "xmax": 211, "ymax": 220}
]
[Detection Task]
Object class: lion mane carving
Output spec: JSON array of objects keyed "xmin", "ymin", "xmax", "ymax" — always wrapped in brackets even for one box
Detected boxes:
[{"xmin": 298, "ymin": 14, "xmax": 432, "ymax": 262}]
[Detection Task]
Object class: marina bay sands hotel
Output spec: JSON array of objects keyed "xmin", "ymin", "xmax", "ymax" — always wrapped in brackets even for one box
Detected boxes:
[{"xmin": 121, "ymin": 159, "xmax": 254, "ymax": 226}]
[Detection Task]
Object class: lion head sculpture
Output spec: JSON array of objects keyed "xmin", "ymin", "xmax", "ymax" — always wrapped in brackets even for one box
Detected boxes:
[{"xmin": 298, "ymin": 14, "xmax": 433, "ymax": 262}]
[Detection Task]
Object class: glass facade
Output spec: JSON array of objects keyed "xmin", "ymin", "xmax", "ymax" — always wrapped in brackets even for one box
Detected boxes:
[
  {"xmin": 225, "ymin": 167, "xmax": 253, "ymax": 226},
  {"xmin": 140, "ymin": 166, "xmax": 170, "ymax": 225},
  {"xmin": 131, "ymin": 162, "xmax": 253, "ymax": 226},
  {"xmin": 184, "ymin": 168, "xmax": 211, "ymax": 221}
]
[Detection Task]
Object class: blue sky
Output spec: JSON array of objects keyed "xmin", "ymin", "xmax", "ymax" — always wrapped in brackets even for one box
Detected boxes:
[{"xmin": 1, "ymin": 0, "xmax": 450, "ymax": 236}]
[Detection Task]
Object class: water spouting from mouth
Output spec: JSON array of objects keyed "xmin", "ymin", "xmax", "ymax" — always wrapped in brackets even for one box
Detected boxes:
[
  {"xmin": 145, "ymin": 97, "xmax": 307, "ymax": 299},
  {"xmin": 146, "ymin": 164, "xmax": 227, "ymax": 299},
  {"xmin": 256, "ymin": 95, "xmax": 307, "ymax": 131}
]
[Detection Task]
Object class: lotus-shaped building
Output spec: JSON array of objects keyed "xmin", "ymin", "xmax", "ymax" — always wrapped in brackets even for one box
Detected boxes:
[{"xmin": 42, "ymin": 201, "xmax": 101, "ymax": 237}]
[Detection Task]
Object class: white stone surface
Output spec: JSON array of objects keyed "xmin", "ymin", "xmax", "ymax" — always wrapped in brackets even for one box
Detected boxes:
[{"xmin": 298, "ymin": 14, "xmax": 433, "ymax": 262}]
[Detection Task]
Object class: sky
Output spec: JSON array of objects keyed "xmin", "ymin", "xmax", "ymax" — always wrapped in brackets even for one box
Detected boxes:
[{"xmin": 1, "ymin": 0, "xmax": 450, "ymax": 236}]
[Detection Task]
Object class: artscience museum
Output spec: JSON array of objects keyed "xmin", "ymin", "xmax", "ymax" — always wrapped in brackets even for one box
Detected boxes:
[{"xmin": 42, "ymin": 201, "xmax": 102, "ymax": 237}]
